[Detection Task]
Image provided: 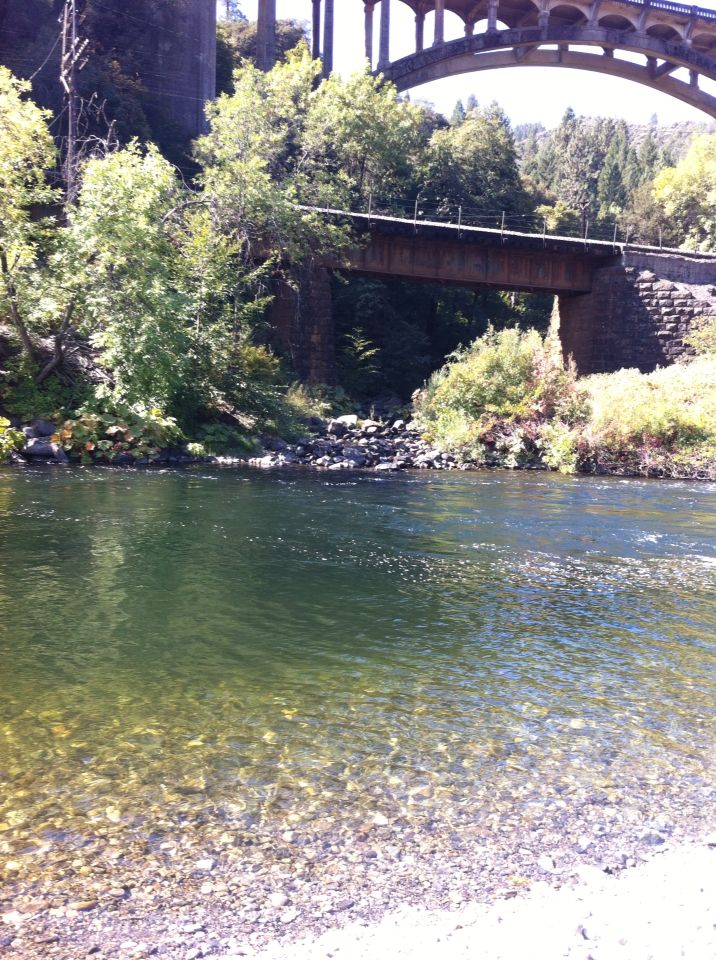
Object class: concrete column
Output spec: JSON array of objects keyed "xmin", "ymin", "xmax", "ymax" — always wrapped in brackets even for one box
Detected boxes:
[
  {"xmin": 378, "ymin": 0, "xmax": 391, "ymax": 69},
  {"xmin": 416, "ymin": 12, "xmax": 425, "ymax": 51},
  {"xmin": 323, "ymin": 0, "xmax": 334, "ymax": 76},
  {"xmin": 465, "ymin": 20, "xmax": 475, "ymax": 36},
  {"xmin": 487, "ymin": 0, "xmax": 499, "ymax": 32},
  {"xmin": 364, "ymin": 2, "xmax": 375, "ymax": 65},
  {"xmin": 434, "ymin": 0, "xmax": 445, "ymax": 45},
  {"xmin": 538, "ymin": 9, "xmax": 550, "ymax": 31},
  {"xmin": 312, "ymin": 0, "xmax": 322, "ymax": 60},
  {"xmin": 196, "ymin": 0, "xmax": 217, "ymax": 132},
  {"xmin": 257, "ymin": 0, "xmax": 277, "ymax": 72}
]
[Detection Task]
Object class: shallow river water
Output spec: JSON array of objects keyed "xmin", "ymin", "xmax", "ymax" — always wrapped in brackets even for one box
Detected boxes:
[{"xmin": 0, "ymin": 466, "xmax": 715, "ymax": 954}]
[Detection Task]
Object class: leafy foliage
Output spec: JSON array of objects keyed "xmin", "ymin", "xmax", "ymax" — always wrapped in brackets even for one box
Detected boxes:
[
  {"xmin": 653, "ymin": 135, "xmax": 716, "ymax": 252},
  {"xmin": 421, "ymin": 104, "xmax": 531, "ymax": 218},
  {"xmin": 54, "ymin": 403, "xmax": 182, "ymax": 464},
  {"xmin": 413, "ymin": 327, "xmax": 716, "ymax": 479},
  {"xmin": 216, "ymin": 18, "xmax": 306, "ymax": 95},
  {"xmin": 0, "ymin": 67, "xmax": 59, "ymax": 362},
  {"xmin": 1, "ymin": 356, "xmax": 89, "ymax": 423},
  {"xmin": 0, "ymin": 416, "xmax": 24, "ymax": 462},
  {"xmin": 686, "ymin": 316, "xmax": 716, "ymax": 358}
]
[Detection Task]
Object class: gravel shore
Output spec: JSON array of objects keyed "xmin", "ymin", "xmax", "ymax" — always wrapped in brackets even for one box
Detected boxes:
[{"xmin": 251, "ymin": 838, "xmax": 716, "ymax": 960}]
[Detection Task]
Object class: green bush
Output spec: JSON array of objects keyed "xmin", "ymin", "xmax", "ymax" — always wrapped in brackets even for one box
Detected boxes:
[
  {"xmin": 56, "ymin": 403, "xmax": 182, "ymax": 464},
  {"xmin": 0, "ymin": 417, "xmax": 24, "ymax": 462},
  {"xmin": 413, "ymin": 324, "xmax": 716, "ymax": 479},
  {"xmin": 583, "ymin": 359, "xmax": 716, "ymax": 451},
  {"xmin": 685, "ymin": 316, "xmax": 716, "ymax": 358},
  {"xmin": 1, "ymin": 356, "xmax": 90, "ymax": 423},
  {"xmin": 414, "ymin": 327, "xmax": 584, "ymax": 465},
  {"xmin": 195, "ymin": 423, "xmax": 256, "ymax": 455}
]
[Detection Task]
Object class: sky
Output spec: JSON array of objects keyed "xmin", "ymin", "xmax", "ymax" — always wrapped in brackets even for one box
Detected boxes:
[{"xmin": 237, "ymin": 0, "xmax": 716, "ymax": 128}]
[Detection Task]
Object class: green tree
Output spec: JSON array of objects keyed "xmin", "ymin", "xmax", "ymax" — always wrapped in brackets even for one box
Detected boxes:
[
  {"xmin": 301, "ymin": 67, "xmax": 425, "ymax": 205},
  {"xmin": 421, "ymin": 103, "xmax": 531, "ymax": 219},
  {"xmin": 653, "ymin": 134, "xmax": 716, "ymax": 251},
  {"xmin": 0, "ymin": 67, "xmax": 58, "ymax": 365},
  {"xmin": 450, "ymin": 99, "xmax": 466, "ymax": 126},
  {"xmin": 597, "ymin": 120, "xmax": 633, "ymax": 217},
  {"xmin": 216, "ymin": 18, "xmax": 307, "ymax": 95}
]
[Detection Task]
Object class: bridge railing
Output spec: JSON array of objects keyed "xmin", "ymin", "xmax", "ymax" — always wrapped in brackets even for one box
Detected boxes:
[
  {"xmin": 337, "ymin": 192, "xmax": 668, "ymax": 248},
  {"xmin": 609, "ymin": 0, "xmax": 716, "ymax": 21}
]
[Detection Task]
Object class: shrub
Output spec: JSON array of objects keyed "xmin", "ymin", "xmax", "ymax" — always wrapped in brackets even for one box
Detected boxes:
[
  {"xmin": 685, "ymin": 316, "xmax": 716, "ymax": 358},
  {"xmin": 1, "ymin": 356, "xmax": 90, "ymax": 423},
  {"xmin": 541, "ymin": 421, "xmax": 580, "ymax": 473},
  {"xmin": 55, "ymin": 403, "xmax": 182, "ymax": 464},
  {"xmin": 0, "ymin": 417, "xmax": 24, "ymax": 462},
  {"xmin": 411, "ymin": 325, "xmax": 716, "ymax": 479},
  {"xmin": 195, "ymin": 423, "xmax": 256, "ymax": 455},
  {"xmin": 583, "ymin": 359, "xmax": 716, "ymax": 452},
  {"xmin": 414, "ymin": 326, "xmax": 584, "ymax": 466}
]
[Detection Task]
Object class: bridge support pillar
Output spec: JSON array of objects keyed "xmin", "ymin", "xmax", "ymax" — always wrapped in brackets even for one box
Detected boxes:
[
  {"xmin": 487, "ymin": 0, "xmax": 499, "ymax": 32},
  {"xmin": 378, "ymin": 0, "xmax": 391, "ymax": 69},
  {"xmin": 416, "ymin": 12, "xmax": 425, "ymax": 52},
  {"xmin": 364, "ymin": 2, "xmax": 375, "ymax": 65},
  {"xmin": 434, "ymin": 0, "xmax": 445, "ymax": 45},
  {"xmin": 323, "ymin": 0, "xmax": 334, "ymax": 76},
  {"xmin": 256, "ymin": 0, "xmax": 276, "ymax": 72},
  {"xmin": 554, "ymin": 253, "xmax": 716, "ymax": 375},
  {"xmin": 312, "ymin": 0, "xmax": 322, "ymax": 60},
  {"xmin": 269, "ymin": 266, "xmax": 336, "ymax": 385}
]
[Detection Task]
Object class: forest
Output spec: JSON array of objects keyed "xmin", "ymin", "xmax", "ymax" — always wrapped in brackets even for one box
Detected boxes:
[{"xmin": 1, "ymin": 1, "xmax": 715, "ymax": 475}]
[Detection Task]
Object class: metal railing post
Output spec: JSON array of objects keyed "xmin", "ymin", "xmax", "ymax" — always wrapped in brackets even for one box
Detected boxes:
[
  {"xmin": 500, "ymin": 210, "xmax": 505, "ymax": 241},
  {"xmin": 458, "ymin": 205, "xmax": 462, "ymax": 238}
]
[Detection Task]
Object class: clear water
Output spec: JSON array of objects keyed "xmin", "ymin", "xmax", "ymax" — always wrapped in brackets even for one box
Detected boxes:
[{"xmin": 0, "ymin": 466, "xmax": 715, "ymax": 872}]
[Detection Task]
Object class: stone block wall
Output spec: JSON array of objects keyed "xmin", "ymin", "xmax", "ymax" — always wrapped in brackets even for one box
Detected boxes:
[
  {"xmin": 555, "ymin": 252, "xmax": 716, "ymax": 374},
  {"xmin": 268, "ymin": 266, "xmax": 336, "ymax": 385}
]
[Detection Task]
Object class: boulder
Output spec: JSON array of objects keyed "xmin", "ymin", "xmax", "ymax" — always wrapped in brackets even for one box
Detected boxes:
[
  {"xmin": 23, "ymin": 439, "xmax": 55, "ymax": 459},
  {"xmin": 30, "ymin": 418, "xmax": 58, "ymax": 438}
]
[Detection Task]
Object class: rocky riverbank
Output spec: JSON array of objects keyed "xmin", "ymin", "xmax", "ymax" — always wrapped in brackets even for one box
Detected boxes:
[
  {"xmin": 243, "ymin": 416, "xmax": 467, "ymax": 472},
  {"xmin": 4, "ymin": 414, "xmax": 470, "ymax": 473},
  {"xmin": 2, "ymin": 821, "xmax": 714, "ymax": 960},
  {"xmin": 250, "ymin": 837, "xmax": 716, "ymax": 960},
  {"xmin": 5, "ymin": 411, "xmax": 715, "ymax": 480}
]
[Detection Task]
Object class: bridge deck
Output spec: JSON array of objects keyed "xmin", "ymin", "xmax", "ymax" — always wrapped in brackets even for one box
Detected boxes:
[{"xmin": 300, "ymin": 206, "xmax": 716, "ymax": 261}]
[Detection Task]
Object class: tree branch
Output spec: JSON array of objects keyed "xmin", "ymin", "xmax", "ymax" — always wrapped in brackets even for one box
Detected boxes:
[
  {"xmin": 36, "ymin": 301, "xmax": 75, "ymax": 384},
  {"xmin": 0, "ymin": 248, "xmax": 37, "ymax": 362}
]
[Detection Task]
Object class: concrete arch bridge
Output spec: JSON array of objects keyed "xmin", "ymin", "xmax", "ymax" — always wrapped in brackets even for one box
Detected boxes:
[{"xmin": 257, "ymin": 0, "xmax": 716, "ymax": 118}]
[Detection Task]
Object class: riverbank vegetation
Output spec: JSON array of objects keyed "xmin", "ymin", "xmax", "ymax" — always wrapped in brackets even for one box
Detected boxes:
[
  {"xmin": 414, "ymin": 320, "xmax": 716, "ymax": 479},
  {"xmin": 1, "ymin": 14, "xmax": 715, "ymax": 475}
]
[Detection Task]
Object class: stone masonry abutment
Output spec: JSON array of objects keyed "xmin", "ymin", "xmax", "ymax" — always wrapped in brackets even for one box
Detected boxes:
[{"xmin": 555, "ymin": 252, "xmax": 716, "ymax": 374}]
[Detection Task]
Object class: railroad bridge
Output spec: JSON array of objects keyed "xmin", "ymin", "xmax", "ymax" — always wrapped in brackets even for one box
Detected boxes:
[
  {"xmin": 269, "ymin": 210, "xmax": 716, "ymax": 383},
  {"xmin": 256, "ymin": 0, "xmax": 716, "ymax": 118}
]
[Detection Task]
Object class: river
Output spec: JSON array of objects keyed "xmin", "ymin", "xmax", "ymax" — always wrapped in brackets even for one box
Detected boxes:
[{"xmin": 0, "ymin": 466, "xmax": 715, "ymax": 955}]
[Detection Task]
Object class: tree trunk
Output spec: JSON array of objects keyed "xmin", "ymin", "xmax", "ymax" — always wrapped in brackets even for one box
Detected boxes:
[
  {"xmin": 36, "ymin": 302, "xmax": 75, "ymax": 384},
  {"xmin": 0, "ymin": 248, "xmax": 36, "ymax": 363}
]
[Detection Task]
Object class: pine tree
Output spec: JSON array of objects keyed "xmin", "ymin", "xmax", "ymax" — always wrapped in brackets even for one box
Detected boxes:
[{"xmin": 451, "ymin": 99, "xmax": 466, "ymax": 126}]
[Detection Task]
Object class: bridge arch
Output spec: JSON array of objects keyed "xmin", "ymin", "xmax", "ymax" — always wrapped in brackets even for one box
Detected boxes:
[
  {"xmin": 364, "ymin": 0, "xmax": 716, "ymax": 119},
  {"xmin": 254, "ymin": 1, "xmax": 716, "ymax": 117}
]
